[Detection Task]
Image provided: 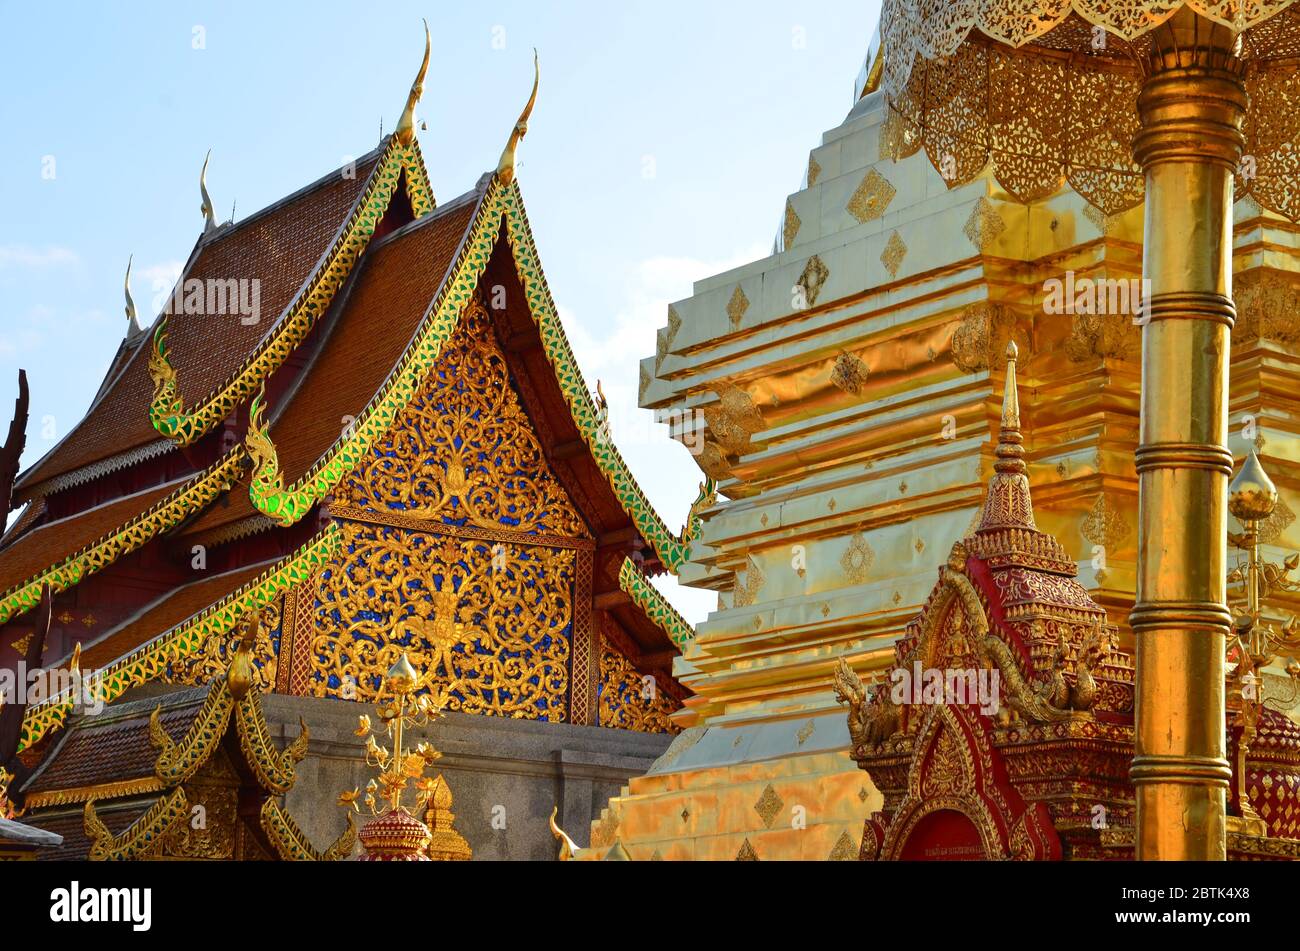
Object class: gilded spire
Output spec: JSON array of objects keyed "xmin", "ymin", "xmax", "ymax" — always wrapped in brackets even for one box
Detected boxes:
[
  {"xmin": 395, "ymin": 19, "xmax": 431, "ymax": 147},
  {"xmin": 200, "ymin": 150, "xmax": 216, "ymax": 233},
  {"xmin": 123, "ymin": 255, "xmax": 141, "ymax": 335},
  {"xmin": 496, "ymin": 50, "xmax": 539, "ymax": 185},
  {"xmin": 976, "ymin": 341, "xmax": 1036, "ymax": 532}
]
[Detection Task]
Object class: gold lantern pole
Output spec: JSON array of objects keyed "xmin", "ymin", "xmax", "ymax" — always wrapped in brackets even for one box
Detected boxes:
[{"xmin": 1226, "ymin": 450, "xmax": 1300, "ymax": 831}]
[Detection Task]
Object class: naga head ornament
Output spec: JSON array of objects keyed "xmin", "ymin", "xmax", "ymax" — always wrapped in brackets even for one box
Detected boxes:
[
  {"xmin": 496, "ymin": 49, "xmax": 539, "ymax": 185},
  {"xmin": 395, "ymin": 19, "xmax": 431, "ymax": 147},
  {"xmin": 199, "ymin": 149, "xmax": 216, "ymax": 233}
]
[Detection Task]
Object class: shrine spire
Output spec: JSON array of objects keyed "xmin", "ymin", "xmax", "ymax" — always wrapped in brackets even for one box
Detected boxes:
[
  {"xmin": 976, "ymin": 341, "xmax": 1036, "ymax": 533},
  {"xmin": 124, "ymin": 255, "xmax": 141, "ymax": 336}
]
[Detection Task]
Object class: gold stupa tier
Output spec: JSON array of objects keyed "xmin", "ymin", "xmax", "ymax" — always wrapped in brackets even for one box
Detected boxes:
[{"xmin": 614, "ymin": 47, "xmax": 1300, "ymax": 859}]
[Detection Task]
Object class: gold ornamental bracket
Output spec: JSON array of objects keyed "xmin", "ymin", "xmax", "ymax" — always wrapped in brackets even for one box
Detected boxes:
[{"xmin": 877, "ymin": 0, "xmax": 1300, "ymax": 220}]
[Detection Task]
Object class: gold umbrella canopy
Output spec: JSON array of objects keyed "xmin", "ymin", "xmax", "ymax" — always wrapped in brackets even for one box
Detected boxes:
[{"xmin": 879, "ymin": 0, "xmax": 1300, "ymax": 218}]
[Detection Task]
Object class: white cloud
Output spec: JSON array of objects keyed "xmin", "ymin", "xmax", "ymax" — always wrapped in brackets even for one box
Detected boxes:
[
  {"xmin": 555, "ymin": 244, "xmax": 766, "ymax": 624},
  {"xmin": 0, "ymin": 245, "xmax": 78, "ymax": 268}
]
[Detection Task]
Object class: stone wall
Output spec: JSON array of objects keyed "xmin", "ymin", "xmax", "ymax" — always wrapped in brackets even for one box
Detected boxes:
[{"xmin": 260, "ymin": 693, "xmax": 671, "ymax": 860}]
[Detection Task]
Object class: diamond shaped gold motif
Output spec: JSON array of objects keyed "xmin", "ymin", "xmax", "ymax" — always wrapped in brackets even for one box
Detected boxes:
[
  {"xmin": 857, "ymin": 786, "xmax": 869, "ymax": 803},
  {"xmin": 754, "ymin": 784, "xmax": 784, "ymax": 829},
  {"xmin": 841, "ymin": 532, "xmax": 874, "ymax": 584},
  {"xmin": 798, "ymin": 254, "xmax": 830, "ymax": 307},
  {"xmin": 727, "ymin": 285, "xmax": 749, "ymax": 330},
  {"xmin": 847, "ymin": 169, "xmax": 896, "ymax": 224},
  {"xmin": 829, "ymin": 830, "xmax": 857, "ymax": 861},
  {"xmin": 736, "ymin": 838, "xmax": 759, "ymax": 861},
  {"xmin": 831, "ymin": 350, "xmax": 869, "ymax": 395},
  {"xmin": 796, "ymin": 720, "xmax": 815, "ymax": 745},
  {"xmin": 666, "ymin": 304, "xmax": 682, "ymax": 345},
  {"xmin": 783, "ymin": 199, "xmax": 802, "ymax": 248},
  {"xmin": 808, "ymin": 155, "xmax": 822, "ymax": 186},
  {"xmin": 881, "ymin": 231, "xmax": 907, "ymax": 278},
  {"xmin": 963, "ymin": 197, "xmax": 1006, "ymax": 251}
]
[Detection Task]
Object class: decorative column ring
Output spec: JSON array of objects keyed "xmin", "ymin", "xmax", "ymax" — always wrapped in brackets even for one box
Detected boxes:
[{"xmin": 1129, "ymin": 9, "xmax": 1242, "ymax": 863}]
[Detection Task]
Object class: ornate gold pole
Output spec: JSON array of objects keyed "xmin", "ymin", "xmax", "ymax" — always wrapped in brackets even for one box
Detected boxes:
[{"xmin": 1129, "ymin": 10, "xmax": 1243, "ymax": 861}]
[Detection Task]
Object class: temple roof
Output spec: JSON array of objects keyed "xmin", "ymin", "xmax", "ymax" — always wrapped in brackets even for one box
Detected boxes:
[
  {"xmin": 17, "ymin": 152, "xmax": 386, "ymax": 497},
  {"xmin": 183, "ymin": 189, "xmax": 483, "ymax": 540}
]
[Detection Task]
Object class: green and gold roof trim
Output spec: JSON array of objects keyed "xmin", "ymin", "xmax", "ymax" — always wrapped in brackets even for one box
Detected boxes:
[
  {"xmin": 18, "ymin": 524, "xmax": 340, "ymax": 751},
  {"xmin": 618, "ymin": 556, "xmax": 695, "ymax": 650},
  {"xmin": 245, "ymin": 176, "xmax": 711, "ymax": 573},
  {"xmin": 0, "ymin": 451, "xmax": 245, "ymax": 627},
  {"xmin": 501, "ymin": 181, "xmax": 714, "ymax": 572},
  {"xmin": 148, "ymin": 140, "xmax": 435, "ymax": 448},
  {"xmin": 84, "ymin": 787, "xmax": 188, "ymax": 862},
  {"xmin": 261, "ymin": 798, "xmax": 356, "ymax": 861}
]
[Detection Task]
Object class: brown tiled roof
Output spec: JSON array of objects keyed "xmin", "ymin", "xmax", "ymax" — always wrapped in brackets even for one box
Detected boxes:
[
  {"xmin": 22, "ymin": 689, "xmax": 208, "ymax": 795},
  {"xmin": 0, "ymin": 480, "xmax": 179, "ymax": 595},
  {"xmin": 18, "ymin": 154, "xmax": 382, "ymax": 494},
  {"xmin": 26, "ymin": 800, "xmax": 155, "ymax": 861},
  {"xmin": 78, "ymin": 561, "xmax": 273, "ymax": 670},
  {"xmin": 185, "ymin": 193, "xmax": 480, "ymax": 536}
]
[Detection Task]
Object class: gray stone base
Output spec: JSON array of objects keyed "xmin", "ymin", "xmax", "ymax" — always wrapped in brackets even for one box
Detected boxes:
[{"xmin": 257, "ymin": 693, "xmax": 672, "ymax": 860}]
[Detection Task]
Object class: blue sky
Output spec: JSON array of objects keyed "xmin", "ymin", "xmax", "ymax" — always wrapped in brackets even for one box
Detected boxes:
[{"xmin": 0, "ymin": 0, "xmax": 881, "ymax": 621}]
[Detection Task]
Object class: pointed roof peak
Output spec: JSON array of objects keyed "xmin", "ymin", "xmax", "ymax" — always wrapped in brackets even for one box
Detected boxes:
[
  {"xmin": 123, "ymin": 255, "xmax": 141, "ymax": 336},
  {"xmin": 976, "ymin": 341, "xmax": 1036, "ymax": 533},
  {"xmin": 395, "ymin": 19, "xmax": 431, "ymax": 147}
]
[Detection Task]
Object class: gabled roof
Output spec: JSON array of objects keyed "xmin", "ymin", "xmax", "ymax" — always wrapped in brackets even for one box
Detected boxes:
[
  {"xmin": 20, "ymin": 642, "xmax": 353, "ymax": 861},
  {"xmin": 244, "ymin": 174, "xmax": 710, "ymax": 574},
  {"xmin": 16, "ymin": 140, "xmax": 434, "ymax": 499}
]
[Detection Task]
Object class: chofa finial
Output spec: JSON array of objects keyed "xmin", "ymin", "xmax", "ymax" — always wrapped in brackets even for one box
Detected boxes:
[
  {"xmin": 124, "ymin": 255, "xmax": 141, "ymax": 336},
  {"xmin": 496, "ymin": 49, "xmax": 539, "ymax": 185},
  {"xmin": 395, "ymin": 19, "xmax": 431, "ymax": 147},
  {"xmin": 200, "ymin": 150, "xmax": 216, "ymax": 233}
]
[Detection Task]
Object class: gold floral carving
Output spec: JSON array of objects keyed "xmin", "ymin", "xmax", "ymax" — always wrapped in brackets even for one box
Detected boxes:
[
  {"xmin": 311, "ymin": 303, "xmax": 590, "ymax": 720},
  {"xmin": 848, "ymin": 169, "xmax": 896, "ymax": 224},
  {"xmin": 733, "ymin": 555, "xmax": 766, "ymax": 608},
  {"xmin": 754, "ymin": 784, "xmax": 783, "ymax": 829},
  {"xmin": 727, "ymin": 285, "xmax": 750, "ymax": 331},
  {"xmin": 597, "ymin": 648, "xmax": 681, "ymax": 734},
  {"xmin": 1259, "ymin": 497, "xmax": 1297, "ymax": 545},
  {"xmin": 951, "ymin": 302, "xmax": 1019, "ymax": 373},
  {"xmin": 963, "ymin": 198, "xmax": 1006, "ymax": 252},
  {"xmin": 704, "ymin": 383, "xmax": 766, "ymax": 456},
  {"xmin": 1065, "ymin": 311, "xmax": 1141, "ymax": 362},
  {"xmin": 881, "ymin": 231, "xmax": 907, "ymax": 278},
  {"xmin": 829, "ymin": 830, "xmax": 858, "ymax": 860},
  {"xmin": 831, "ymin": 351, "xmax": 870, "ymax": 396},
  {"xmin": 1235, "ymin": 271, "xmax": 1300, "ymax": 345},
  {"xmin": 798, "ymin": 255, "xmax": 830, "ymax": 307},
  {"xmin": 783, "ymin": 200, "xmax": 802, "ymax": 249},
  {"xmin": 166, "ymin": 597, "xmax": 281, "ymax": 690},
  {"xmin": 1080, "ymin": 495, "xmax": 1132, "ymax": 550},
  {"xmin": 841, "ymin": 531, "xmax": 874, "ymax": 585}
]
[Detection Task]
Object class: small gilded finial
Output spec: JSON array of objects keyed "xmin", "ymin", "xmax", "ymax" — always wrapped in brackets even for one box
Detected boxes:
[
  {"xmin": 549, "ymin": 806, "xmax": 579, "ymax": 861},
  {"xmin": 395, "ymin": 19, "xmax": 431, "ymax": 147},
  {"xmin": 124, "ymin": 255, "xmax": 141, "ymax": 335},
  {"xmin": 1229, "ymin": 448, "xmax": 1278, "ymax": 524},
  {"xmin": 975, "ymin": 338, "xmax": 1036, "ymax": 533},
  {"xmin": 227, "ymin": 612, "xmax": 260, "ymax": 699},
  {"xmin": 496, "ymin": 49, "xmax": 539, "ymax": 185},
  {"xmin": 200, "ymin": 150, "xmax": 216, "ymax": 233},
  {"xmin": 385, "ymin": 651, "xmax": 421, "ymax": 695}
]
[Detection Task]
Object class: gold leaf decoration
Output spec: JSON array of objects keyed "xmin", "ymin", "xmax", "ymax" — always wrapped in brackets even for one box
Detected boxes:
[
  {"xmin": 963, "ymin": 197, "xmax": 1006, "ymax": 252},
  {"xmin": 831, "ymin": 351, "xmax": 870, "ymax": 396},
  {"xmin": 847, "ymin": 168, "xmax": 896, "ymax": 224},
  {"xmin": 881, "ymin": 231, "xmax": 907, "ymax": 277},
  {"xmin": 727, "ymin": 285, "xmax": 750, "ymax": 331}
]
